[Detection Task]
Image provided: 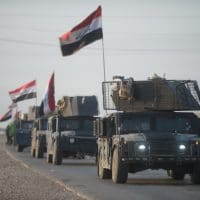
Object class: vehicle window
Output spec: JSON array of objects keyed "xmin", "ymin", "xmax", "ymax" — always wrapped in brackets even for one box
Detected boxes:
[
  {"xmin": 34, "ymin": 121, "xmax": 39, "ymax": 130},
  {"xmin": 41, "ymin": 119, "xmax": 48, "ymax": 130},
  {"xmin": 15, "ymin": 121, "xmax": 20, "ymax": 129},
  {"xmin": 52, "ymin": 119, "xmax": 57, "ymax": 132},
  {"xmin": 81, "ymin": 120, "xmax": 93, "ymax": 131},
  {"xmin": 78, "ymin": 119, "xmax": 94, "ymax": 135},
  {"xmin": 21, "ymin": 122, "xmax": 33, "ymax": 129},
  {"xmin": 156, "ymin": 116, "xmax": 194, "ymax": 133},
  {"xmin": 121, "ymin": 116, "xmax": 150, "ymax": 133},
  {"xmin": 59, "ymin": 119, "xmax": 79, "ymax": 131}
]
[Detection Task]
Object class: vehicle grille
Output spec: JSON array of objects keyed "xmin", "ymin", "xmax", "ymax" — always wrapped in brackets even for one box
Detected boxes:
[{"xmin": 149, "ymin": 140, "xmax": 177, "ymax": 155}]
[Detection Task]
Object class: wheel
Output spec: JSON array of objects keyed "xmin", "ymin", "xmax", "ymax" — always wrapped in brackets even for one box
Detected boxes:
[
  {"xmin": 52, "ymin": 137, "xmax": 62, "ymax": 165},
  {"xmin": 112, "ymin": 148, "xmax": 128, "ymax": 184},
  {"xmin": 31, "ymin": 147, "xmax": 35, "ymax": 157},
  {"xmin": 191, "ymin": 164, "xmax": 200, "ymax": 184},
  {"xmin": 46, "ymin": 141, "xmax": 52, "ymax": 163},
  {"xmin": 46, "ymin": 153, "xmax": 53, "ymax": 163},
  {"xmin": 97, "ymin": 152, "xmax": 111, "ymax": 179},
  {"xmin": 169, "ymin": 169, "xmax": 185, "ymax": 180},
  {"xmin": 17, "ymin": 145, "xmax": 23, "ymax": 152},
  {"xmin": 13, "ymin": 136, "xmax": 17, "ymax": 146},
  {"xmin": 35, "ymin": 136, "xmax": 44, "ymax": 158}
]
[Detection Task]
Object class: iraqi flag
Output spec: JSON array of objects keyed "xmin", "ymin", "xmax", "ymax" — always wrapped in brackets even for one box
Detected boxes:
[
  {"xmin": 0, "ymin": 110, "xmax": 12, "ymax": 122},
  {"xmin": 39, "ymin": 72, "xmax": 55, "ymax": 116},
  {"xmin": 59, "ymin": 6, "xmax": 103, "ymax": 56},
  {"xmin": 9, "ymin": 80, "xmax": 36, "ymax": 103}
]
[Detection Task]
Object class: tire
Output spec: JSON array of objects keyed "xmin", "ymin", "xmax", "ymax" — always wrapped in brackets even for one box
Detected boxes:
[
  {"xmin": 46, "ymin": 153, "xmax": 53, "ymax": 163},
  {"xmin": 191, "ymin": 164, "xmax": 200, "ymax": 184},
  {"xmin": 52, "ymin": 137, "xmax": 62, "ymax": 165},
  {"xmin": 170, "ymin": 169, "xmax": 185, "ymax": 180},
  {"xmin": 35, "ymin": 136, "xmax": 44, "ymax": 158},
  {"xmin": 17, "ymin": 145, "xmax": 23, "ymax": 152},
  {"xmin": 97, "ymin": 152, "xmax": 111, "ymax": 179},
  {"xmin": 112, "ymin": 148, "xmax": 128, "ymax": 184},
  {"xmin": 46, "ymin": 141, "xmax": 52, "ymax": 163},
  {"xmin": 31, "ymin": 147, "xmax": 35, "ymax": 157},
  {"xmin": 13, "ymin": 136, "xmax": 17, "ymax": 146}
]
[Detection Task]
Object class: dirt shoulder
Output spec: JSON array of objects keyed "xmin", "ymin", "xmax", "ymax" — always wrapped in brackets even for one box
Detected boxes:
[{"xmin": 0, "ymin": 134, "xmax": 84, "ymax": 200}]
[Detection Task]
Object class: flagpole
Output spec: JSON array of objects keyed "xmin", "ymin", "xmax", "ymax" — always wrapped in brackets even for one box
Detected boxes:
[
  {"xmin": 35, "ymin": 79, "xmax": 37, "ymax": 119},
  {"xmin": 101, "ymin": 37, "xmax": 106, "ymax": 82},
  {"xmin": 16, "ymin": 104, "xmax": 18, "ymax": 120},
  {"xmin": 101, "ymin": 37, "xmax": 108, "ymax": 114}
]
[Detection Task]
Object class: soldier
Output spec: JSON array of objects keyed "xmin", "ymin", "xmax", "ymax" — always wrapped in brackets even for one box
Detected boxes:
[{"xmin": 5, "ymin": 124, "xmax": 12, "ymax": 145}]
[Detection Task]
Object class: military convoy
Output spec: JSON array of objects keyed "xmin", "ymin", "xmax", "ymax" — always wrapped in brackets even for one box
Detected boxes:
[
  {"xmin": 96, "ymin": 75, "xmax": 200, "ymax": 184},
  {"xmin": 5, "ymin": 75, "xmax": 200, "ymax": 185}
]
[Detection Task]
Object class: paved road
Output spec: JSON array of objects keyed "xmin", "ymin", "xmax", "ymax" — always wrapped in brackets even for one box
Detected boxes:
[{"xmin": 6, "ymin": 145, "xmax": 200, "ymax": 200}]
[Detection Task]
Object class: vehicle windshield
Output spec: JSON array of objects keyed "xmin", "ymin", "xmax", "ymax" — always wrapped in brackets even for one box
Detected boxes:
[
  {"xmin": 21, "ymin": 121, "xmax": 33, "ymax": 129},
  {"xmin": 59, "ymin": 118, "xmax": 94, "ymax": 134},
  {"xmin": 81, "ymin": 119, "xmax": 94, "ymax": 132},
  {"xmin": 156, "ymin": 116, "xmax": 194, "ymax": 133},
  {"xmin": 59, "ymin": 119, "xmax": 79, "ymax": 131},
  {"xmin": 121, "ymin": 116, "xmax": 151, "ymax": 133},
  {"xmin": 40, "ymin": 119, "xmax": 48, "ymax": 130}
]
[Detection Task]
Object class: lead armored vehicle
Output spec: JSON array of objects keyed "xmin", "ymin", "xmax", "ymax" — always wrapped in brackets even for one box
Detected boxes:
[
  {"xmin": 46, "ymin": 96, "xmax": 99, "ymax": 165},
  {"xmin": 96, "ymin": 76, "xmax": 200, "ymax": 184}
]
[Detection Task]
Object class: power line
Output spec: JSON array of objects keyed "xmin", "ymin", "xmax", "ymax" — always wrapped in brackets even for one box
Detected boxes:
[
  {"xmin": 0, "ymin": 37, "xmax": 56, "ymax": 47},
  {"xmin": 0, "ymin": 37, "xmax": 200, "ymax": 54}
]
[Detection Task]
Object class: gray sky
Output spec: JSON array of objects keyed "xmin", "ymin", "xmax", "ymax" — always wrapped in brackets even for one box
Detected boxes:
[{"xmin": 1, "ymin": 0, "xmax": 200, "ymax": 126}]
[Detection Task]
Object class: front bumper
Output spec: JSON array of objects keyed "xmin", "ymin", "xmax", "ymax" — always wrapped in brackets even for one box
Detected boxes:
[
  {"xmin": 61, "ymin": 135, "xmax": 97, "ymax": 156},
  {"xmin": 121, "ymin": 155, "xmax": 200, "ymax": 162},
  {"xmin": 16, "ymin": 132, "xmax": 31, "ymax": 146}
]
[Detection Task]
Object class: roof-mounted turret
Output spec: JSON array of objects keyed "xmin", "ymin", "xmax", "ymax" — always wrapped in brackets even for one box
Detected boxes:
[
  {"xmin": 102, "ymin": 75, "xmax": 200, "ymax": 112},
  {"xmin": 57, "ymin": 95, "xmax": 99, "ymax": 116}
]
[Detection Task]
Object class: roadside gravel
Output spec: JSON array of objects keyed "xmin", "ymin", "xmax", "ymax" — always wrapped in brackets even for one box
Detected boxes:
[{"xmin": 0, "ymin": 134, "xmax": 84, "ymax": 200}]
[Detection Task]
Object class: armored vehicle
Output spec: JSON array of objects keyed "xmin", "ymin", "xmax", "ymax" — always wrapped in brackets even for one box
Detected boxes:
[
  {"xmin": 31, "ymin": 116, "xmax": 48, "ymax": 158},
  {"xmin": 96, "ymin": 76, "xmax": 200, "ymax": 184},
  {"xmin": 14, "ymin": 119, "xmax": 33, "ymax": 152},
  {"xmin": 46, "ymin": 115, "xmax": 97, "ymax": 165},
  {"xmin": 46, "ymin": 95, "xmax": 99, "ymax": 165}
]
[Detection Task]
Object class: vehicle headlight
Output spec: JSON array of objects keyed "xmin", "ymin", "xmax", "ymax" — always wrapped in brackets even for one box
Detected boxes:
[
  {"xmin": 138, "ymin": 144, "xmax": 146, "ymax": 151},
  {"xmin": 179, "ymin": 144, "xmax": 186, "ymax": 150},
  {"xmin": 69, "ymin": 138, "xmax": 75, "ymax": 144}
]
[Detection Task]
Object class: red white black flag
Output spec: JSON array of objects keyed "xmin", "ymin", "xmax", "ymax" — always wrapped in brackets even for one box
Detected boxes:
[
  {"xmin": 0, "ymin": 109, "xmax": 12, "ymax": 122},
  {"xmin": 39, "ymin": 72, "xmax": 55, "ymax": 116},
  {"xmin": 59, "ymin": 6, "xmax": 103, "ymax": 56},
  {"xmin": 9, "ymin": 80, "xmax": 36, "ymax": 103}
]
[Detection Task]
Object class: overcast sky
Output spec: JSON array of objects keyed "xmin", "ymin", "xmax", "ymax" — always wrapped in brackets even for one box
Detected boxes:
[{"xmin": 1, "ymin": 0, "xmax": 200, "ymax": 126}]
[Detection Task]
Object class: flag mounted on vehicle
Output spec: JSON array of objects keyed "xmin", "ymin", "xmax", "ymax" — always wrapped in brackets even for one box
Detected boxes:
[
  {"xmin": 59, "ymin": 5, "xmax": 103, "ymax": 56},
  {"xmin": 9, "ymin": 80, "xmax": 36, "ymax": 103},
  {"xmin": 0, "ymin": 109, "xmax": 12, "ymax": 122},
  {"xmin": 39, "ymin": 72, "xmax": 55, "ymax": 116}
]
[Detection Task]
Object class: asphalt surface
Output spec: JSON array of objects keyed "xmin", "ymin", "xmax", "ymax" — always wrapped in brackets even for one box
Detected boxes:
[
  {"xmin": 0, "ymin": 134, "xmax": 84, "ymax": 200},
  {"xmin": 5, "ymin": 144, "xmax": 200, "ymax": 200}
]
